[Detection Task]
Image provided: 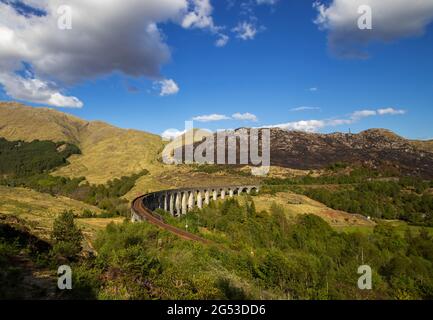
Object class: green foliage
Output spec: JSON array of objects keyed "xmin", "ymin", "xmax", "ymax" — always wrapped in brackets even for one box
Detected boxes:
[
  {"xmin": 4, "ymin": 197, "xmax": 433, "ymax": 300},
  {"xmin": 51, "ymin": 210, "xmax": 83, "ymax": 259},
  {"xmin": 0, "ymin": 138, "xmax": 80, "ymax": 177},
  {"xmin": 150, "ymin": 200, "xmax": 433, "ymax": 300},
  {"xmin": 302, "ymin": 180, "xmax": 433, "ymax": 226}
]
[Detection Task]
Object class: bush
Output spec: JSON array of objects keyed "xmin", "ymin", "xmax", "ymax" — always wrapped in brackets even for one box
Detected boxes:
[{"xmin": 51, "ymin": 210, "xmax": 83, "ymax": 260}]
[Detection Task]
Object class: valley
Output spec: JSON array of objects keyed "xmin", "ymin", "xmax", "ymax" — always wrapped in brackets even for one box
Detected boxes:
[{"xmin": 1, "ymin": 102, "xmax": 433, "ymax": 300}]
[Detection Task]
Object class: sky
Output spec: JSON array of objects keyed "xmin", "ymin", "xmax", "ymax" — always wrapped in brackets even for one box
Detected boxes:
[{"xmin": 0, "ymin": 0, "xmax": 433, "ymax": 140}]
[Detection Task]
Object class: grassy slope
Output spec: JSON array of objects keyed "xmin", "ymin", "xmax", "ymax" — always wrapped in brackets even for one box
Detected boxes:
[
  {"xmin": 242, "ymin": 191, "xmax": 375, "ymax": 228},
  {"xmin": 338, "ymin": 219, "xmax": 433, "ymax": 236},
  {"xmin": 0, "ymin": 185, "xmax": 123, "ymax": 243},
  {"xmin": 410, "ymin": 139, "xmax": 433, "ymax": 153},
  {"xmin": 0, "ymin": 102, "xmax": 163, "ymax": 184}
]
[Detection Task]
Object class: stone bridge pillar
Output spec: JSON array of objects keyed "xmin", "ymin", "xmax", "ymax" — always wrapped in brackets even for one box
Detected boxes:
[
  {"xmin": 175, "ymin": 192, "xmax": 181, "ymax": 216},
  {"xmin": 204, "ymin": 190, "xmax": 210, "ymax": 205},
  {"xmin": 163, "ymin": 193, "xmax": 168, "ymax": 212},
  {"xmin": 221, "ymin": 189, "xmax": 226, "ymax": 200},
  {"xmin": 182, "ymin": 192, "xmax": 187, "ymax": 215},
  {"xmin": 169, "ymin": 193, "xmax": 174, "ymax": 216},
  {"xmin": 229, "ymin": 189, "xmax": 234, "ymax": 198},
  {"xmin": 237, "ymin": 188, "xmax": 242, "ymax": 196},
  {"xmin": 188, "ymin": 191, "xmax": 194, "ymax": 211},
  {"xmin": 197, "ymin": 190, "xmax": 203, "ymax": 209},
  {"xmin": 213, "ymin": 190, "xmax": 218, "ymax": 201}
]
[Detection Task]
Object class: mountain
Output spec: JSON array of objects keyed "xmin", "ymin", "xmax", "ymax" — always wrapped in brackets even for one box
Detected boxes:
[
  {"xmin": 2, "ymin": 102, "xmax": 433, "ymax": 183},
  {"xmin": 268, "ymin": 128, "xmax": 433, "ymax": 178},
  {"xmin": 183, "ymin": 127, "xmax": 433, "ymax": 178},
  {"xmin": 0, "ymin": 102, "xmax": 165, "ymax": 184}
]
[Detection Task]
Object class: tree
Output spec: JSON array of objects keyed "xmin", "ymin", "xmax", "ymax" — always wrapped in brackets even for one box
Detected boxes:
[{"xmin": 51, "ymin": 210, "xmax": 83, "ymax": 259}]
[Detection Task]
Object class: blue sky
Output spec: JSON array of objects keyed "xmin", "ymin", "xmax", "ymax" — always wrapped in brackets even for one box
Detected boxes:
[{"xmin": 1, "ymin": 0, "xmax": 433, "ymax": 139}]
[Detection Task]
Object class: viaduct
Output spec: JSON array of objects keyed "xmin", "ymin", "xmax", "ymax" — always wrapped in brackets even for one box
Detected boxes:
[{"xmin": 131, "ymin": 185, "xmax": 260, "ymax": 242}]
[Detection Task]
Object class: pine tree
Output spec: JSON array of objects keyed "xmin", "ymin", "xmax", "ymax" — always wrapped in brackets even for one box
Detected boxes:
[{"xmin": 51, "ymin": 210, "xmax": 83, "ymax": 259}]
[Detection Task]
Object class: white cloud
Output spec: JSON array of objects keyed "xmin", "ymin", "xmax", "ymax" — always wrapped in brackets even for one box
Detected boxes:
[
  {"xmin": 377, "ymin": 107, "xmax": 406, "ymax": 115},
  {"xmin": 314, "ymin": 0, "xmax": 433, "ymax": 57},
  {"xmin": 192, "ymin": 112, "xmax": 258, "ymax": 122},
  {"xmin": 290, "ymin": 106, "xmax": 321, "ymax": 112},
  {"xmin": 215, "ymin": 34, "xmax": 229, "ymax": 47},
  {"xmin": 182, "ymin": 0, "xmax": 215, "ymax": 30},
  {"xmin": 232, "ymin": 112, "xmax": 258, "ymax": 122},
  {"xmin": 232, "ymin": 21, "xmax": 258, "ymax": 40},
  {"xmin": 267, "ymin": 119, "xmax": 326, "ymax": 132},
  {"xmin": 262, "ymin": 107, "xmax": 407, "ymax": 132},
  {"xmin": 309, "ymin": 87, "xmax": 318, "ymax": 92},
  {"xmin": 156, "ymin": 79, "xmax": 180, "ymax": 96},
  {"xmin": 351, "ymin": 109, "xmax": 377, "ymax": 119},
  {"xmin": 182, "ymin": 0, "xmax": 228, "ymax": 47},
  {"xmin": 0, "ymin": 0, "xmax": 224, "ymax": 106},
  {"xmin": 0, "ymin": 72, "xmax": 82, "ymax": 108},
  {"xmin": 192, "ymin": 114, "xmax": 231, "ymax": 122},
  {"xmin": 161, "ymin": 128, "xmax": 186, "ymax": 141}
]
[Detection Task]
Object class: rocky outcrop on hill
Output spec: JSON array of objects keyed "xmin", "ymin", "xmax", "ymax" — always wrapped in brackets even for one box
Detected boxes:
[{"xmin": 268, "ymin": 128, "xmax": 433, "ymax": 177}]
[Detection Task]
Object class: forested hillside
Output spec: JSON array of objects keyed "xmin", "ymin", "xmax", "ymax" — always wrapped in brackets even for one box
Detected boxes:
[{"xmin": 0, "ymin": 138, "xmax": 80, "ymax": 177}]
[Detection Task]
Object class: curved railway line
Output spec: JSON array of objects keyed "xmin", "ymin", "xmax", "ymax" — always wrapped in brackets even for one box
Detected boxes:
[
  {"xmin": 130, "ymin": 185, "xmax": 260, "ymax": 243},
  {"xmin": 131, "ymin": 194, "xmax": 210, "ymax": 243}
]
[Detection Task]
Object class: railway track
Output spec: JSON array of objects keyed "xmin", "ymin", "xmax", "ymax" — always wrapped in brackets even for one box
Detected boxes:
[{"xmin": 131, "ymin": 195, "xmax": 210, "ymax": 244}]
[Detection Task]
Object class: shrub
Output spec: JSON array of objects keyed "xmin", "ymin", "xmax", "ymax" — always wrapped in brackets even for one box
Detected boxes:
[{"xmin": 51, "ymin": 210, "xmax": 83, "ymax": 259}]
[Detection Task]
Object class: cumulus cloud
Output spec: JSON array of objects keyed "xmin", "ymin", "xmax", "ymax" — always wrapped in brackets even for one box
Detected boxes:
[
  {"xmin": 263, "ymin": 107, "xmax": 406, "ymax": 132},
  {"xmin": 182, "ymin": 0, "xmax": 214, "ymax": 29},
  {"xmin": 161, "ymin": 128, "xmax": 186, "ymax": 141},
  {"xmin": 156, "ymin": 79, "xmax": 180, "ymax": 96},
  {"xmin": 351, "ymin": 109, "xmax": 377, "ymax": 119},
  {"xmin": 0, "ymin": 72, "xmax": 82, "ymax": 108},
  {"xmin": 182, "ymin": 0, "xmax": 229, "ymax": 47},
  {"xmin": 267, "ymin": 119, "xmax": 326, "ymax": 132},
  {"xmin": 215, "ymin": 34, "xmax": 229, "ymax": 47},
  {"xmin": 192, "ymin": 114, "xmax": 231, "ymax": 122},
  {"xmin": 232, "ymin": 112, "xmax": 258, "ymax": 122},
  {"xmin": 314, "ymin": 0, "xmax": 433, "ymax": 57},
  {"xmin": 309, "ymin": 87, "xmax": 318, "ymax": 92},
  {"xmin": 232, "ymin": 21, "xmax": 258, "ymax": 40},
  {"xmin": 0, "ymin": 0, "xmax": 224, "ymax": 106}
]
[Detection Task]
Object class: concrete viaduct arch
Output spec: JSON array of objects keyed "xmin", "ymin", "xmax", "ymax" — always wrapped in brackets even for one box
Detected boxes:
[{"xmin": 131, "ymin": 185, "xmax": 260, "ymax": 221}]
